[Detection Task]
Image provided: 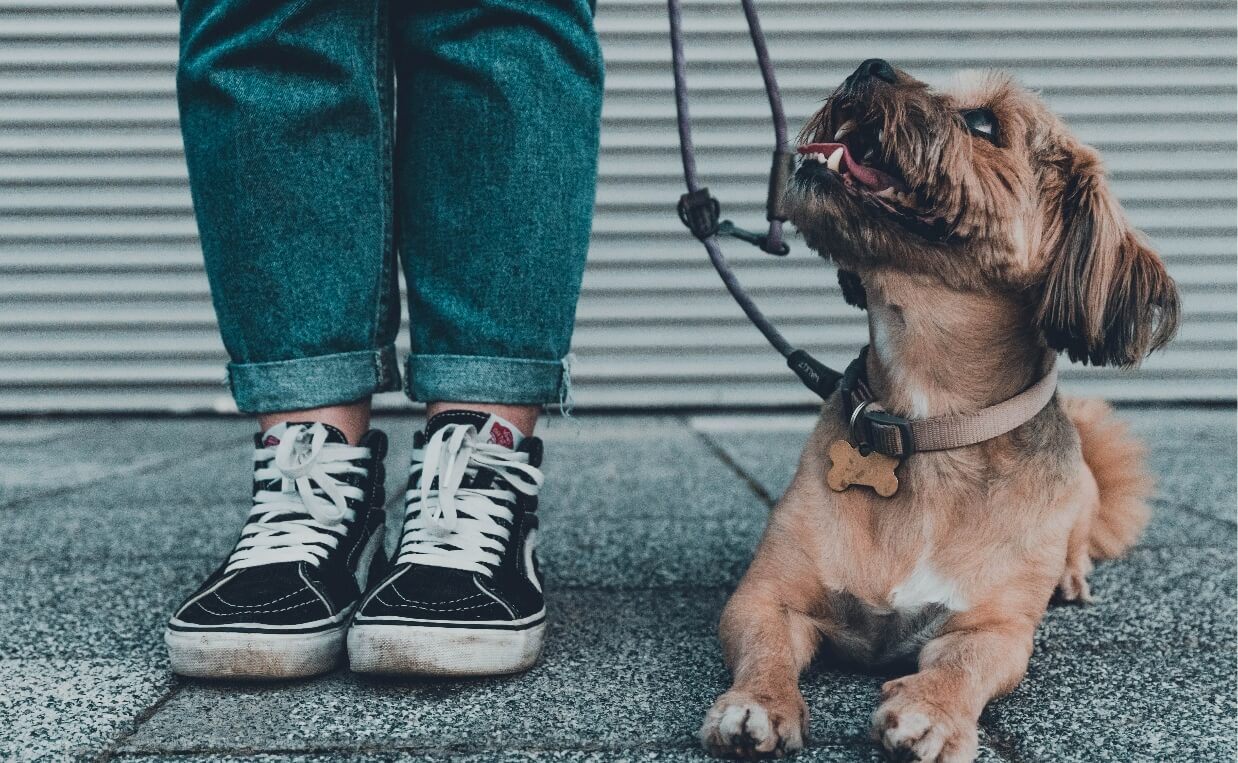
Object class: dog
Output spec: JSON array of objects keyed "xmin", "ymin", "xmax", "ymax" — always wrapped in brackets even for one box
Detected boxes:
[{"xmin": 699, "ymin": 60, "xmax": 1179, "ymax": 762}]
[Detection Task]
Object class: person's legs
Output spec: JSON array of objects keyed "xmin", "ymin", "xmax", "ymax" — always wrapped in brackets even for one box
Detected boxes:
[
  {"xmin": 348, "ymin": 0, "xmax": 603, "ymax": 677},
  {"xmin": 168, "ymin": 0, "xmax": 394, "ymax": 679},
  {"xmin": 393, "ymin": 0, "xmax": 604, "ymax": 418},
  {"xmin": 178, "ymin": 0, "xmax": 401, "ymax": 427}
]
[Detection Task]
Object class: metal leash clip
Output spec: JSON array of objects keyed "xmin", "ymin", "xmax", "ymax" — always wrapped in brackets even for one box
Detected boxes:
[{"xmin": 677, "ymin": 188, "xmax": 790, "ymax": 256}]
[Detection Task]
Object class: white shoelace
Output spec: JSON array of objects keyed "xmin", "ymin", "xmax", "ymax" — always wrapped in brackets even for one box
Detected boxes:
[
  {"xmin": 227, "ymin": 423, "xmax": 370, "ymax": 573},
  {"xmin": 398, "ymin": 423, "xmax": 544, "ymax": 576}
]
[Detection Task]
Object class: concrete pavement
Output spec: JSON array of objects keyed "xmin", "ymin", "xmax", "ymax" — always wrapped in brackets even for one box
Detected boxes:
[{"xmin": 0, "ymin": 410, "xmax": 1233, "ymax": 762}]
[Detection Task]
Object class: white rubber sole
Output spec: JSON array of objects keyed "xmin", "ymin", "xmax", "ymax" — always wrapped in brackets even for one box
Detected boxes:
[
  {"xmin": 165, "ymin": 625, "xmax": 345, "ymax": 679},
  {"xmin": 347, "ymin": 621, "xmax": 546, "ymax": 677}
]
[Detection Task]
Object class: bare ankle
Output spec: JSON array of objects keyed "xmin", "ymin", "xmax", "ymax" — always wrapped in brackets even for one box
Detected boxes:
[
  {"xmin": 257, "ymin": 398, "xmax": 372, "ymax": 444},
  {"xmin": 425, "ymin": 402, "xmax": 540, "ymax": 437}
]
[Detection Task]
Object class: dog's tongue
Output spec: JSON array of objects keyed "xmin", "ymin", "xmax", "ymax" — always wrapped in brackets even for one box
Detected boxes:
[{"xmin": 799, "ymin": 142, "xmax": 906, "ymax": 192}]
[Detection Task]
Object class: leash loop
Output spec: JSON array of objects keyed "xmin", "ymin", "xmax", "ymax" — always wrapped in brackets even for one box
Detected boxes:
[
  {"xmin": 677, "ymin": 188, "xmax": 721, "ymax": 241},
  {"xmin": 667, "ymin": 0, "xmax": 844, "ymax": 397}
]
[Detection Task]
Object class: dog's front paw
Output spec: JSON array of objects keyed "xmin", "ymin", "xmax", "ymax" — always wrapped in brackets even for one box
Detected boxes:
[
  {"xmin": 872, "ymin": 679, "xmax": 977, "ymax": 763},
  {"xmin": 700, "ymin": 691, "xmax": 807, "ymax": 758}
]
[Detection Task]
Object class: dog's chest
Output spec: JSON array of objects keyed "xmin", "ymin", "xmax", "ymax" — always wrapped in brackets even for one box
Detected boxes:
[{"xmin": 824, "ymin": 560, "xmax": 969, "ymax": 665}]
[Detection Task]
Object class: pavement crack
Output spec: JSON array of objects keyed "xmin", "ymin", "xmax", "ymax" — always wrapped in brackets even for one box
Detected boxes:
[
  {"xmin": 94, "ymin": 675, "xmax": 186, "ymax": 763},
  {"xmin": 1160, "ymin": 499, "xmax": 1237, "ymax": 528},
  {"xmin": 688, "ymin": 421, "xmax": 776, "ymax": 509}
]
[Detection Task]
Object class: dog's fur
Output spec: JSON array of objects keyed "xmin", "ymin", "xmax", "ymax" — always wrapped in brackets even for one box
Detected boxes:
[{"xmin": 699, "ymin": 63, "xmax": 1179, "ymax": 762}]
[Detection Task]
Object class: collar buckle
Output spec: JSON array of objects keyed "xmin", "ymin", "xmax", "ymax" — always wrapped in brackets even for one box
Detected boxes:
[{"xmin": 851, "ymin": 403, "xmax": 915, "ymax": 458}]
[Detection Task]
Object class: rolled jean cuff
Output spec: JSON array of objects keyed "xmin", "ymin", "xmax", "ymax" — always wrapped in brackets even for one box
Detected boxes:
[
  {"xmin": 405, "ymin": 353, "xmax": 569, "ymax": 405},
  {"xmin": 227, "ymin": 345, "xmax": 402, "ymax": 413}
]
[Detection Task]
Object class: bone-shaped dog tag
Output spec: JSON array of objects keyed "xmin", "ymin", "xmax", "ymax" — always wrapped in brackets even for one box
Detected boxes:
[{"xmin": 826, "ymin": 439, "xmax": 899, "ymax": 497}]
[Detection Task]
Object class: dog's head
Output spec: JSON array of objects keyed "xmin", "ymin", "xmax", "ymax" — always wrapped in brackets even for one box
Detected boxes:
[{"xmin": 788, "ymin": 60, "xmax": 1179, "ymax": 367}]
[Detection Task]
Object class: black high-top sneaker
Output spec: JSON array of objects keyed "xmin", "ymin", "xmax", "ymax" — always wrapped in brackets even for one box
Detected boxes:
[
  {"xmin": 348, "ymin": 411, "xmax": 546, "ymax": 676},
  {"xmin": 165, "ymin": 422, "xmax": 388, "ymax": 679}
]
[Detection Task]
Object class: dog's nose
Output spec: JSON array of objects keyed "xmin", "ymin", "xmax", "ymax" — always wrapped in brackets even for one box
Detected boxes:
[{"xmin": 853, "ymin": 58, "xmax": 897, "ymax": 84}]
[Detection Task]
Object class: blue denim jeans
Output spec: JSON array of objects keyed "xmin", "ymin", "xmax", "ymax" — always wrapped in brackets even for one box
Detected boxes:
[{"xmin": 176, "ymin": 0, "xmax": 603, "ymax": 413}]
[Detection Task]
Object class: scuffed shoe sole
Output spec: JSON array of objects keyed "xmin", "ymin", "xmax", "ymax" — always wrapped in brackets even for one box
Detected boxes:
[
  {"xmin": 347, "ymin": 622, "xmax": 545, "ymax": 677},
  {"xmin": 165, "ymin": 625, "xmax": 345, "ymax": 679}
]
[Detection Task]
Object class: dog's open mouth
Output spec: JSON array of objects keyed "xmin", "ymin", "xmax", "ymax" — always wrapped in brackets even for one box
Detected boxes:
[
  {"xmin": 797, "ymin": 128, "xmax": 956, "ymax": 241},
  {"xmin": 797, "ymin": 117, "xmax": 919, "ymax": 213},
  {"xmin": 801, "ymin": 142, "xmax": 910, "ymax": 199}
]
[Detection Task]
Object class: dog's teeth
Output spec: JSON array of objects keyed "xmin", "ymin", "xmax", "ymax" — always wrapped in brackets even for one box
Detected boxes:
[
  {"xmin": 816, "ymin": 152, "xmax": 827, "ymax": 163},
  {"xmin": 826, "ymin": 147, "xmax": 844, "ymax": 173},
  {"xmin": 875, "ymin": 186, "xmax": 896, "ymax": 199},
  {"xmin": 834, "ymin": 119, "xmax": 857, "ymax": 141},
  {"xmin": 877, "ymin": 129, "xmax": 885, "ymax": 145},
  {"xmin": 862, "ymin": 148, "xmax": 876, "ymax": 162}
]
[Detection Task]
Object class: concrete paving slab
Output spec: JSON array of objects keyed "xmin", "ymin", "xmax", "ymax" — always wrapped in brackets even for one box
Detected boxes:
[
  {"xmin": 541, "ymin": 423, "xmax": 764, "ymax": 521},
  {"xmin": 1155, "ymin": 449, "xmax": 1237, "ymax": 527},
  {"xmin": 0, "ymin": 505, "xmax": 767, "ymax": 597},
  {"xmin": 120, "ymin": 588, "xmax": 735, "ymax": 754},
  {"xmin": 0, "ymin": 658, "xmax": 174, "ymax": 762},
  {"xmin": 108, "ymin": 749, "xmax": 1008, "ymax": 762},
  {"xmin": 120, "ymin": 589, "xmax": 1004, "ymax": 759},
  {"xmin": 982, "ymin": 648, "xmax": 1237, "ymax": 762},
  {"xmin": 688, "ymin": 415, "xmax": 815, "ymax": 503},
  {"xmin": 1131, "ymin": 409, "xmax": 1235, "ymax": 530},
  {"xmin": 0, "ymin": 417, "xmax": 766, "ymax": 576},
  {"xmin": 0, "ymin": 417, "xmax": 248, "ymax": 508},
  {"xmin": 0, "ymin": 456, "xmax": 411, "ymax": 565},
  {"xmin": 0, "ymin": 557, "xmax": 211, "ymax": 661},
  {"xmin": 8, "ymin": 426, "xmax": 409, "ymax": 518},
  {"xmin": 109, "ymin": 747, "xmax": 1007, "ymax": 762},
  {"xmin": 0, "ymin": 412, "xmax": 1229, "ymax": 761},
  {"xmin": 0, "ymin": 493, "xmax": 250, "ymax": 563},
  {"xmin": 0, "ymin": 524, "xmax": 762, "ymax": 663},
  {"xmin": 542, "ymin": 516, "xmax": 763, "ymax": 589},
  {"xmin": 3, "ymin": 538, "xmax": 1226, "ymax": 760},
  {"xmin": 1036, "ymin": 547, "xmax": 1236, "ymax": 653},
  {"xmin": 0, "ymin": 504, "xmax": 764, "ymax": 596},
  {"xmin": 10, "ymin": 549, "xmax": 1225, "ymax": 722}
]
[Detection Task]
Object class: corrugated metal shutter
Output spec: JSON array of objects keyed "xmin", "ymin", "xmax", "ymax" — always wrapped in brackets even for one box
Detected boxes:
[{"xmin": 1, "ymin": 0, "xmax": 1234, "ymax": 412}]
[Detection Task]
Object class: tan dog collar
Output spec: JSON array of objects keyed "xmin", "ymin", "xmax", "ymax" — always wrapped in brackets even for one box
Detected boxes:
[{"xmin": 839, "ymin": 346, "xmax": 1059, "ymax": 458}]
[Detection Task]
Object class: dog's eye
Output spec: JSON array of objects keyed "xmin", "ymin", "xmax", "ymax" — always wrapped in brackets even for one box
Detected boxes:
[{"xmin": 961, "ymin": 108, "xmax": 998, "ymax": 142}]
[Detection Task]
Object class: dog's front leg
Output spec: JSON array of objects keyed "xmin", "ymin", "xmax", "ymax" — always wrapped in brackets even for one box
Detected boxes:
[
  {"xmin": 872, "ymin": 615, "xmax": 1036, "ymax": 763},
  {"xmin": 700, "ymin": 580, "xmax": 822, "ymax": 758}
]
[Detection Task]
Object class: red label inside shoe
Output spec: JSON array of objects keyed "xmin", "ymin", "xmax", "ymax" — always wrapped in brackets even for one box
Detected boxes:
[{"xmin": 487, "ymin": 423, "xmax": 515, "ymax": 449}]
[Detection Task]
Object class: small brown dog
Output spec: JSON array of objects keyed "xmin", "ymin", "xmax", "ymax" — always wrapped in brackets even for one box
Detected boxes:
[{"xmin": 699, "ymin": 60, "xmax": 1179, "ymax": 762}]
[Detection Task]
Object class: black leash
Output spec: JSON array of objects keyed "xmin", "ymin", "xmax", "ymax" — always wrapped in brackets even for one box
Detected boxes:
[{"xmin": 667, "ymin": 0, "xmax": 843, "ymax": 401}]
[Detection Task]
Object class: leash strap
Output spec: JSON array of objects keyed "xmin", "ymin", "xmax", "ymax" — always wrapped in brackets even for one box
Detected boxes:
[
  {"xmin": 667, "ymin": 0, "xmax": 843, "ymax": 399},
  {"xmin": 842, "ymin": 348, "xmax": 1059, "ymax": 457}
]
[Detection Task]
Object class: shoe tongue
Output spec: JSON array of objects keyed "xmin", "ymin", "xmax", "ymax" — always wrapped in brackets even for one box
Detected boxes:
[
  {"xmin": 256, "ymin": 421, "xmax": 350, "ymax": 449},
  {"xmin": 424, "ymin": 410, "xmax": 525, "ymax": 450}
]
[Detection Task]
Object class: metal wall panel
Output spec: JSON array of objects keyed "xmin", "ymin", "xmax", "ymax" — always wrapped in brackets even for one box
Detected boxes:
[{"xmin": 1, "ymin": 0, "xmax": 1234, "ymax": 412}]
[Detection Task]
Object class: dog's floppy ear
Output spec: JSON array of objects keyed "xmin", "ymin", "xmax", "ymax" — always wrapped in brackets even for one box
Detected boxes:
[{"xmin": 1035, "ymin": 148, "xmax": 1179, "ymax": 367}]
